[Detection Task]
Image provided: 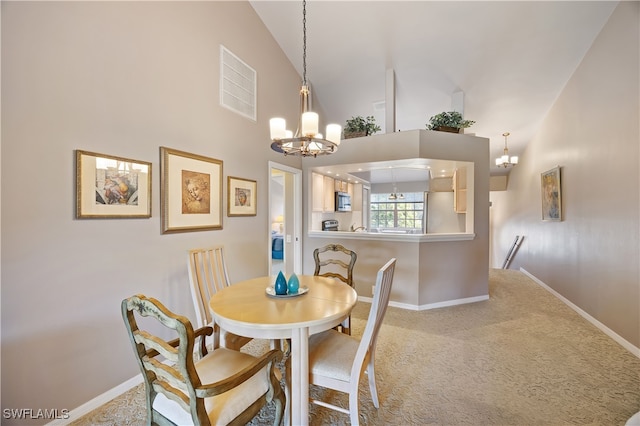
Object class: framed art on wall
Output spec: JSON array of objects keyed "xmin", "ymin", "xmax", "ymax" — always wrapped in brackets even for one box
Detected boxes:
[
  {"xmin": 228, "ymin": 176, "xmax": 257, "ymax": 217},
  {"xmin": 160, "ymin": 147, "xmax": 223, "ymax": 233},
  {"xmin": 76, "ymin": 150, "xmax": 151, "ymax": 219},
  {"xmin": 541, "ymin": 166, "xmax": 561, "ymax": 221}
]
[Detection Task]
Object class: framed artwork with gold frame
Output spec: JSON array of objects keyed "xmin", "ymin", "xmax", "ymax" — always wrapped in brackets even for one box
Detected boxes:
[
  {"xmin": 76, "ymin": 150, "xmax": 151, "ymax": 219},
  {"xmin": 160, "ymin": 147, "xmax": 223, "ymax": 234},
  {"xmin": 227, "ymin": 176, "xmax": 257, "ymax": 217}
]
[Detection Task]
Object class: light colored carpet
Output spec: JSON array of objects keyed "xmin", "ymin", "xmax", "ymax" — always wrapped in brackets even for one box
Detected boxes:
[{"xmin": 71, "ymin": 269, "xmax": 640, "ymax": 425}]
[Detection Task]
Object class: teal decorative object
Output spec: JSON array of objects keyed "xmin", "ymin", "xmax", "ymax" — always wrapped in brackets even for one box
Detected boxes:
[
  {"xmin": 287, "ymin": 273, "xmax": 300, "ymax": 294},
  {"xmin": 275, "ymin": 271, "xmax": 287, "ymax": 295}
]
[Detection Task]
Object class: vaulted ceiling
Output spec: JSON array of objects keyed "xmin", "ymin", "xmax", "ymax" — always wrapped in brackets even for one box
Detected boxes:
[{"xmin": 250, "ymin": 1, "xmax": 617, "ymax": 176}]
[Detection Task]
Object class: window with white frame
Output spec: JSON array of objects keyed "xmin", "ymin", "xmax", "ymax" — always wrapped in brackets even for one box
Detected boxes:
[{"xmin": 370, "ymin": 192, "xmax": 425, "ymax": 230}]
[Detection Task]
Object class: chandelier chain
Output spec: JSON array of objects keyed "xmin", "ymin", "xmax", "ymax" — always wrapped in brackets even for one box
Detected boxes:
[{"xmin": 302, "ymin": 0, "xmax": 307, "ymax": 85}]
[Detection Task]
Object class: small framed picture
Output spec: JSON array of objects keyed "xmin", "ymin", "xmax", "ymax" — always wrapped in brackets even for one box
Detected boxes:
[
  {"xmin": 227, "ymin": 176, "xmax": 257, "ymax": 217},
  {"xmin": 160, "ymin": 147, "xmax": 223, "ymax": 234},
  {"xmin": 541, "ymin": 166, "xmax": 561, "ymax": 221},
  {"xmin": 76, "ymin": 150, "xmax": 151, "ymax": 219}
]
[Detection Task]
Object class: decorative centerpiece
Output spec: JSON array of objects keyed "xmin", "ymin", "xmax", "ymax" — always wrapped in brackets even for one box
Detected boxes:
[
  {"xmin": 426, "ymin": 111, "xmax": 475, "ymax": 133},
  {"xmin": 344, "ymin": 116, "xmax": 381, "ymax": 139},
  {"xmin": 287, "ymin": 273, "xmax": 300, "ymax": 294},
  {"xmin": 275, "ymin": 271, "xmax": 288, "ymax": 295},
  {"xmin": 267, "ymin": 272, "xmax": 308, "ymax": 298}
]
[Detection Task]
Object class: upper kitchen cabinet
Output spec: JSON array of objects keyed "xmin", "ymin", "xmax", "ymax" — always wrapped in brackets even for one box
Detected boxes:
[
  {"xmin": 334, "ymin": 179, "xmax": 355, "ymax": 198},
  {"xmin": 453, "ymin": 167, "xmax": 467, "ymax": 213},
  {"xmin": 323, "ymin": 175, "xmax": 335, "ymax": 212},
  {"xmin": 312, "ymin": 172, "xmax": 335, "ymax": 212}
]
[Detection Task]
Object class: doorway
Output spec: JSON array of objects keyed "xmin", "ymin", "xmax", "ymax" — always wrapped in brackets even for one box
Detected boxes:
[{"xmin": 268, "ymin": 162, "xmax": 302, "ymax": 277}]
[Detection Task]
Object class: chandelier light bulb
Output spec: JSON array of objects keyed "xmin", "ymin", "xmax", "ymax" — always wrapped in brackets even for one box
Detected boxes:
[
  {"xmin": 302, "ymin": 112, "xmax": 319, "ymax": 136},
  {"xmin": 326, "ymin": 124, "xmax": 342, "ymax": 145},
  {"xmin": 270, "ymin": 118, "xmax": 286, "ymax": 140}
]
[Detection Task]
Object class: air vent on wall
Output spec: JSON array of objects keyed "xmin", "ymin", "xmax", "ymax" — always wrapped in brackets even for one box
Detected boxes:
[{"xmin": 220, "ymin": 45, "xmax": 256, "ymax": 121}]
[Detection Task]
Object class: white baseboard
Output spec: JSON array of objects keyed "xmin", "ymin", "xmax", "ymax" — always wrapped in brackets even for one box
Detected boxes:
[
  {"xmin": 47, "ymin": 374, "xmax": 143, "ymax": 425},
  {"xmin": 357, "ymin": 294, "xmax": 489, "ymax": 311},
  {"xmin": 521, "ymin": 268, "xmax": 640, "ymax": 359}
]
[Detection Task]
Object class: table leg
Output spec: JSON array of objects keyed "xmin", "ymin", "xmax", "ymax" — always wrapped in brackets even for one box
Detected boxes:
[{"xmin": 290, "ymin": 327, "xmax": 309, "ymax": 426}]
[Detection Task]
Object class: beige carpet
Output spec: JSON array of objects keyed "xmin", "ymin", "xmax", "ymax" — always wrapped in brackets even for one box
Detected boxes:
[{"xmin": 71, "ymin": 269, "xmax": 640, "ymax": 425}]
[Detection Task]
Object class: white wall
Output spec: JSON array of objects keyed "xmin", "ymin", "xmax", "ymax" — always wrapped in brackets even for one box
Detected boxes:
[
  {"xmin": 491, "ymin": 2, "xmax": 639, "ymax": 348},
  {"xmin": 1, "ymin": 1, "xmax": 304, "ymax": 421}
]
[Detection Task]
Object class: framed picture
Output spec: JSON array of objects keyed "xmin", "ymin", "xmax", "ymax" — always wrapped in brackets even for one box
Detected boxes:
[
  {"xmin": 76, "ymin": 150, "xmax": 151, "ymax": 218},
  {"xmin": 228, "ymin": 176, "xmax": 257, "ymax": 217},
  {"xmin": 541, "ymin": 166, "xmax": 561, "ymax": 221},
  {"xmin": 160, "ymin": 147, "xmax": 223, "ymax": 234}
]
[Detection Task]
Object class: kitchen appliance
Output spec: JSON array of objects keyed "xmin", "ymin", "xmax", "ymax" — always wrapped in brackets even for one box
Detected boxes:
[
  {"xmin": 335, "ymin": 192, "xmax": 352, "ymax": 212},
  {"xmin": 322, "ymin": 219, "xmax": 339, "ymax": 231}
]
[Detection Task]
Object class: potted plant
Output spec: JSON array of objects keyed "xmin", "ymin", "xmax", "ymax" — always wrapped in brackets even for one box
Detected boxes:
[
  {"xmin": 426, "ymin": 111, "xmax": 475, "ymax": 133},
  {"xmin": 344, "ymin": 116, "xmax": 381, "ymax": 139}
]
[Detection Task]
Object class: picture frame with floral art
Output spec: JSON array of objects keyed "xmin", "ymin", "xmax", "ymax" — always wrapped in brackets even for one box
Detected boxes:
[
  {"xmin": 76, "ymin": 150, "xmax": 151, "ymax": 219},
  {"xmin": 227, "ymin": 176, "xmax": 257, "ymax": 217},
  {"xmin": 160, "ymin": 147, "xmax": 223, "ymax": 234}
]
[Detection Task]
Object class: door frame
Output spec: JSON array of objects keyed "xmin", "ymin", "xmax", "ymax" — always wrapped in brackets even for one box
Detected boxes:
[{"xmin": 268, "ymin": 161, "xmax": 302, "ymax": 275}]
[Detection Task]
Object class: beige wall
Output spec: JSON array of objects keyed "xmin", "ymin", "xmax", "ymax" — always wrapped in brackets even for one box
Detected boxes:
[
  {"xmin": 491, "ymin": 2, "xmax": 639, "ymax": 348},
  {"xmin": 1, "ymin": 1, "xmax": 304, "ymax": 420}
]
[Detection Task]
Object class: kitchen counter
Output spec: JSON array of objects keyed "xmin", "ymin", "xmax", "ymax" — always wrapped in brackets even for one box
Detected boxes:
[{"xmin": 308, "ymin": 230, "xmax": 475, "ymax": 243}]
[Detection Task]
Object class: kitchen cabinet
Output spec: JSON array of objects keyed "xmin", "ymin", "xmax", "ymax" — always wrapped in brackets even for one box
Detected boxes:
[
  {"xmin": 453, "ymin": 167, "xmax": 467, "ymax": 213},
  {"xmin": 312, "ymin": 172, "xmax": 335, "ymax": 212},
  {"xmin": 323, "ymin": 175, "xmax": 335, "ymax": 211},
  {"xmin": 312, "ymin": 173, "xmax": 324, "ymax": 212},
  {"xmin": 334, "ymin": 179, "xmax": 349, "ymax": 193}
]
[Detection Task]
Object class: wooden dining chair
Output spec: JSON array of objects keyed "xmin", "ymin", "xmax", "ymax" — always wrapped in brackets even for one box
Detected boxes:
[
  {"xmin": 304, "ymin": 258, "xmax": 396, "ymax": 425},
  {"xmin": 187, "ymin": 246, "xmax": 252, "ymax": 351},
  {"xmin": 121, "ymin": 294, "xmax": 285, "ymax": 426},
  {"xmin": 313, "ymin": 243, "xmax": 357, "ymax": 334}
]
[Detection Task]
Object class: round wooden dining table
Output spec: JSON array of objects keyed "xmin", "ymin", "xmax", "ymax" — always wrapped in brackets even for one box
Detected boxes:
[{"xmin": 209, "ymin": 274, "xmax": 357, "ymax": 426}]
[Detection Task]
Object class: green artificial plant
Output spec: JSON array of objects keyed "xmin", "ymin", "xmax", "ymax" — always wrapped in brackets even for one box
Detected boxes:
[
  {"xmin": 344, "ymin": 116, "xmax": 381, "ymax": 137},
  {"xmin": 426, "ymin": 111, "xmax": 475, "ymax": 131}
]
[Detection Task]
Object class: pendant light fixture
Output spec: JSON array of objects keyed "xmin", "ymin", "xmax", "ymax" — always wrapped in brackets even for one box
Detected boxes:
[
  {"xmin": 388, "ymin": 169, "xmax": 404, "ymax": 200},
  {"xmin": 495, "ymin": 132, "xmax": 518, "ymax": 168},
  {"xmin": 270, "ymin": 0, "xmax": 341, "ymax": 157}
]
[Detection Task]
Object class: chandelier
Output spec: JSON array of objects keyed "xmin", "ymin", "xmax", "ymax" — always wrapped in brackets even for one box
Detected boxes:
[
  {"xmin": 269, "ymin": 0, "xmax": 341, "ymax": 157},
  {"xmin": 388, "ymin": 170, "xmax": 404, "ymax": 200},
  {"xmin": 495, "ymin": 132, "xmax": 518, "ymax": 168}
]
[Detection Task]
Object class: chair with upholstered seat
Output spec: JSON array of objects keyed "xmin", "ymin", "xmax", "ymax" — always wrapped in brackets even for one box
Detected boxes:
[
  {"xmin": 304, "ymin": 258, "xmax": 396, "ymax": 425},
  {"xmin": 313, "ymin": 243, "xmax": 357, "ymax": 334},
  {"xmin": 187, "ymin": 246, "xmax": 252, "ymax": 351},
  {"xmin": 121, "ymin": 294, "xmax": 285, "ymax": 426}
]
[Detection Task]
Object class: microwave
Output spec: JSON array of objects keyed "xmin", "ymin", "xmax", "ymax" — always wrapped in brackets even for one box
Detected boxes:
[{"xmin": 335, "ymin": 191, "xmax": 352, "ymax": 212}]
